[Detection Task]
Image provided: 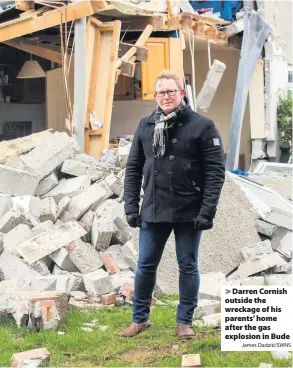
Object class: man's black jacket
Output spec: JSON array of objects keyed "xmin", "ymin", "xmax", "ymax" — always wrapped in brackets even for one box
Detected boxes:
[{"xmin": 124, "ymin": 105, "xmax": 226, "ymax": 223}]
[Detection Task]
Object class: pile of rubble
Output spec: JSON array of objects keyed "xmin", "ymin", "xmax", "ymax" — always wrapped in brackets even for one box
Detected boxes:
[
  {"xmin": 0, "ymin": 130, "xmax": 292, "ymax": 332},
  {"xmin": 0, "ymin": 130, "xmax": 138, "ymax": 329}
]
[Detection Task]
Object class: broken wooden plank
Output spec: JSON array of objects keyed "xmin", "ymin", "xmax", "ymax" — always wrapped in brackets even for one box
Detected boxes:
[
  {"xmin": 117, "ymin": 59, "xmax": 136, "ymax": 77},
  {"xmin": 3, "ymin": 38, "xmax": 63, "ymax": 64},
  {"xmin": 90, "ymin": 17, "xmax": 104, "ymax": 27},
  {"xmin": 119, "ymin": 42, "xmax": 148, "ymax": 61},
  {"xmin": 91, "ymin": 0, "xmax": 115, "ymax": 13},
  {"xmin": 85, "ymin": 19, "xmax": 101, "ymax": 129},
  {"xmin": 15, "ymin": 0, "xmax": 34, "ymax": 11},
  {"xmin": 19, "ymin": 9, "xmax": 36, "ymax": 18},
  {"xmin": 0, "ymin": 1, "xmax": 94, "ymax": 42},
  {"xmin": 120, "ymin": 16, "xmax": 167, "ymax": 32},
  {"xmin": 100, "ymin": 20, "xmax": 121, "ymax": 155}
]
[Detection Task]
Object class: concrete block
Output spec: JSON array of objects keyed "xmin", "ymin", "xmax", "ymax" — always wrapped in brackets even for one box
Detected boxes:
[
  {"xmin": 0, "ymin": 164, "xmax": 39, "ymax": 196},
  {"xmin": 43, "ymin": 175, "xmax": 91, "ymax": 203},
  {"xmin": 83, "ymin": 269, "xmax": 114, "ymax": 296},
  {"xmin": 3, "ymin": 224, "xmax": 33, "ymax": 256},
  {"xmin": 181, "ymin": 354, "xmax": 201, "ymax": 368},
  {"xmin": 0, "ymin": 130, "xmax": 53, "ymax": 165},
  {"xmin": 61, "ymin": 159, "xmax": 105, "ymax": 181},
  {"xmin": 7, "ymin": 290, "xmax": 68, "ymax": 328},
  {"xmin": 91, "ymin": 215, "xmax": 113, "ymax": 251},
  {"xmin": 272, "ymin": 262, "xmax": 292, "ymax": 274},
  {"xmin": 100, "ymin": 149, "xmax": 117, "ymax": 165},
  {"xmin": 241, "ymin": 240, "xmax": 273, "ymax": 261},
  {"xmin": 117, "ymin": 143, "xmax": 131, "ymax": 169},
  {"xmin": 104, "ymin": 173, "xmax": 123, "ymax": 196},
  {"xmin": 30, "ymin": 259, "xmax": 51, "ymax": 276},
  {"xmin": 0, "ymin": 194, "xmax": 12, "ymax": 219},
  {"xmin": 19, "ymin": 132, "xmax": 78, "ymax": 180},
  {"xmin": 116, "ymin": 255, "xmax": 131, "ymax": 271},
  {"xmin": 11, "ymin": 347, "xmax": 50, "ymax": 367},
  {"xmin": 110, "ymin": 270, "xmax": 135, "ymax": 292},
  {"xmin": 120, "ymin": 241, "xmax": 138, "ymax": 271},
  {"xmin": 264, "ymin": 274, "xmax": 292, "ymax": 286},
  {"xmin": 273, "ymin": 231, "xmax": 292, "ymax": 259},
  {"xmin": 197, "ymin": 59, "xmax": 226, "ymax": 112},
  {"xmin": 111, "ymin": 229, "xmax": 130, "ymax": 245},
  {"xmin": 29, "ymin": 197, "xmax": 57, "ymax": 223},
  {"xmin": 51, "ymin": 266, "xmax": 84, "ymax": 292},
  {"xmin": 56, "ymin": 196, "xmax": 71, "ymax": 218},
  {"xmin": 31, "ymin": 220, "xmax": 53, "ymax": 236},
  {"xmin": 194, "ymin": 299, "xmax": 221, "ymax": 319},
  {"xmin": 17, "ymin": 221, "xmax": 86, "ymax": 264},
  {"xmin": 0, "ymin": 251, "xmax": 41, "ymax": 281},
  {"xmin": 101, "ymin": 292, "xmax": 116, "ymax": 305},
  {"xmin": 67, "ymin": 239, "xmax": 103, "ymax": 274},
  {"xmin": 255, "ymin": 219, "xmax": 278, "ymax": 238},
  {"xmin": 79, "ymin": 210, "xmax": 95, "ymax": 233},
  {"xmin": 49, "ymin": 247, "xmax": 79, "ymax": 272},
  {"xmin": 58, "ymin": 210, "xmax": 74, "ymax": 223},
  {"xmin": 35, "ymin": 171, "xmax": 58, "ymax": 196},
  {"xmin": 237, "ymin": 253, "xmax": 280, "ymax": 278},
  {"xmin": 108, "ymin": 244, "xmax": 122, "ymax": 255},
  {"xmin": 0, "ymin": 205, "xmax": 24, "ymax": 229},
  {"xmin": 199, "ymin": 272, "xmax": 226, "ymax": 300},
  {"xmin": 113, "ymin": 216, "xmax": 132, "ymax": 244},
  {"xmin": 193, "ymin": 313, "xmax": 221, "ymax": 327},
  {"xmin": 67, "ymin": 181, "xmax": 113, "ymax": 220},
  {"xmin": 70, "ymin": 291, "xmax": 86, "ymax": 301},
  {"xmin": 119, "ymin": 282, "xmax": 134, "ymax": 303},
  {"xmin": 100, "ymin": 251, "xmax": 120, "ymax": 274}
]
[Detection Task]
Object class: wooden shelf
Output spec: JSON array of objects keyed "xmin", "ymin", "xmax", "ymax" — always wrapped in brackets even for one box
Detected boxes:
[
  {"xmin": 0, "ymin": 64, "xmax": 14, "ymax": 66},
  {"xmin": 0, "ymin": 84, "xmax": 16, "ymax": 87}
]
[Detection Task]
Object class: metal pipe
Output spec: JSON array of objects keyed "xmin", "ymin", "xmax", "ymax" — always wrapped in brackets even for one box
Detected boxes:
[{"xmin": 73, "ymin": 17, "xmax": 86, "ymax": 153}]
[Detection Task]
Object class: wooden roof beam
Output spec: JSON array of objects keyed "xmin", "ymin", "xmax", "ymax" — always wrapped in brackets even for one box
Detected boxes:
[
  {"xmin": 119, "ymin": 42, "xmax": 148, "ymax": 62},
  {"xmin": 3, "ymin": 38, "xmax": 65, "ymax": 63},
  {"xmin": 0, "ymin": 0, "xmax": 94, "ymax": 43}
]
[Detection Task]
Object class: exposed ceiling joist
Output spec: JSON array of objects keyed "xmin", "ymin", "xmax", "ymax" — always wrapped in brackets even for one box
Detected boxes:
[
  {"xmin": 0, "ymin": 0, "xmax": 94, "ymax": 42},
  {"xmin": 3, "ymin": 38, "xmax": 66, "ymax": 63}
]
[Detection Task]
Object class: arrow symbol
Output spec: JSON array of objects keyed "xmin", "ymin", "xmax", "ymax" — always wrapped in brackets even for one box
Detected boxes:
[{"xmin": 225, "ymin": 289, "xmax": 231, "ymax": 294}]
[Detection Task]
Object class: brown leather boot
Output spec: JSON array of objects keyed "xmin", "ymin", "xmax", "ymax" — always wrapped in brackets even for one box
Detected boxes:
[
  {"xmin": 177, "ymin": 323, "xmax": 195, "ymax": 339},
  {"xmin": 119, "ymin": 321, "xmax": 152, "ymax": 337}
]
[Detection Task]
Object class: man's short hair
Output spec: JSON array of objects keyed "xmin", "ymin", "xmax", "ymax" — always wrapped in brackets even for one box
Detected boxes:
[{"xmin": 154, "ymin": 70, "xmax": 183, "ymax": 90}]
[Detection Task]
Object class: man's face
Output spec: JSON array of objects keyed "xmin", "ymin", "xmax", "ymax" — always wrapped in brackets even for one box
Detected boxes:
[{"xmin": 154, "ymin": 78, "xmax": 185, "ymax": 114}]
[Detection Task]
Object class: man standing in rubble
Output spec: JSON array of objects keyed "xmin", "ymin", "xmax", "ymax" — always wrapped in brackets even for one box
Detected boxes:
[{"xmin": 120, "ymin": 70, "xmax": 225, "ymax": 338}]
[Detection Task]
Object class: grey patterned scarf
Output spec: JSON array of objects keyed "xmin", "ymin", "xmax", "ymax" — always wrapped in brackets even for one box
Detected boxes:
[{"xmin": 153, "ymin": 99, "xmax": 187, "ymax": 157}]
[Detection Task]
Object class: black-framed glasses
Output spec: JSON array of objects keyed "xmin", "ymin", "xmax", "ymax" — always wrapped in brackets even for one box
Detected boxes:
[{"xmin": 155, "ymin": 89, "xmax": 180, "ymax": 98}]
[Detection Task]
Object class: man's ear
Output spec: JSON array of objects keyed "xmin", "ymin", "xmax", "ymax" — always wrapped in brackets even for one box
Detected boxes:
[{"xmin": 180, "ymin": 89, "xmax": 185, "ymax": 98}]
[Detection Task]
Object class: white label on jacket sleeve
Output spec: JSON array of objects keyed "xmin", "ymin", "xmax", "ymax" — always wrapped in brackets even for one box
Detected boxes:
[{"xmin": 213, "ymin": 138, "xmax": 220, "ymax": 146}]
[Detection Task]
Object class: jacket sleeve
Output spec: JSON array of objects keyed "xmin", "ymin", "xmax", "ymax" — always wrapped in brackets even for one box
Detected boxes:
[
  {"xmin": 124, "ymin": 119, "xmax": 146, "ymax": 215},
  {"xmin": 199, "ymin": 119, "xmax": 225, "ymax": 218}
]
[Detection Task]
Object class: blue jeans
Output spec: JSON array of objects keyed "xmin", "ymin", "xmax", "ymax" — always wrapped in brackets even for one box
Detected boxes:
[{"xmin": 132, "ymin": 221, "xmax": 202, "ymax": 324}]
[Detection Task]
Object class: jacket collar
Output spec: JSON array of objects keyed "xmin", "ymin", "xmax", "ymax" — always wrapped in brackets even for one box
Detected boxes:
[{"xmin": 146, "ymin": 99, "xmax": 191, "ymax": 125}]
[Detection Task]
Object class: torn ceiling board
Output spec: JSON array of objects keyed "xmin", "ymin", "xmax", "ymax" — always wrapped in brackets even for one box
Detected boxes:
[
  {"xmin": 230, "ymin": 173, "xmax": 293, "ymax": 230},
  {"xmin": 253, "ymin": 162, "xmax": 293, "ymax": 177}
]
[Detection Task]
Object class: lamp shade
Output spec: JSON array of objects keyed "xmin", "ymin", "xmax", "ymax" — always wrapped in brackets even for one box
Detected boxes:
[{"xmin": 17, "ymin": 60, "xmax": 46, "ymax": 79}]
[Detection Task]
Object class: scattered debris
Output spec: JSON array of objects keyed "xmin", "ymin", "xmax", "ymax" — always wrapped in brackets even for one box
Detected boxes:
[
  {"xmin": 181, "ymin": 353, "xmax": 201, "ymax": 367},
  {"xmin": 11, "ymin": 347, "xmax": 50, "ymax": 367},
  {"xmin": 0, "ymin": 132, "xmax": 292, "ymax": 334}
]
